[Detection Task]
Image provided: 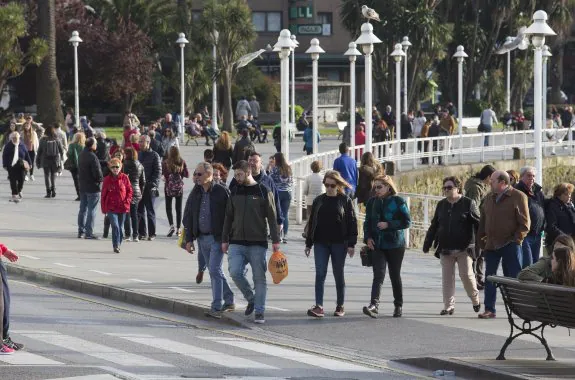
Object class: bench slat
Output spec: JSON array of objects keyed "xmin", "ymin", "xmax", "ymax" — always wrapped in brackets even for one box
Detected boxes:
[{"xmin": 504, "ymin": 289, "xmax": 575, "ymax": 311}]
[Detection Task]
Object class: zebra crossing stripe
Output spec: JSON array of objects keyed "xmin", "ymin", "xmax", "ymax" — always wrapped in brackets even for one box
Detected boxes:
[
  {"xmin": 107, "ymin": 333, "xmax": 278, "ymax": 370},
  {"xmin": 19, "ymin": 331, "xmax": 171, "ymax": 367},
  {"xmin": 0, "ymin": 351, "xmax": 63, "ymax": 365},
  {"xmin": 199, "ymin": 337, "xmax": 379, "ymax": 372}
]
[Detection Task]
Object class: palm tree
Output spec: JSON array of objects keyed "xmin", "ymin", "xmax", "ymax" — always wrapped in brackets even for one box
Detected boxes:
[
  {"xmin": 36, "ymin": 0, "xmax": 64, "ymax": 125},
  {"xmin": 199, "ymin": 0, "xmax": 256, "ymax": 132}
]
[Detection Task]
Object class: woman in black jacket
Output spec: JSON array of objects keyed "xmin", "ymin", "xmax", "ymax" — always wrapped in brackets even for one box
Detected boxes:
[
  {"xmin": 212, "ymin": 131, "xmax": 233, "ymax": 169},
  {"xmin": 423, "ymin": 176, "xmax": 481, "ymax": 315},
  {"xmin": 304, "ymin": 170, "xmax": 358, "ymax": 319},
  {"xmin": 122, "ymin": 147, "xmax": 146, "ymax": 242},
  {"xmin": 545, "ymin": 183, "xmax": 575, "ymax": 252}
]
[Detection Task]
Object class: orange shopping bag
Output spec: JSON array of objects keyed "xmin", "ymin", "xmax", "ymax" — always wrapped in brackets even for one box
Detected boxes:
[{"xmin": 268, "ymin": 250, "xmax": 288, "ymax": 284}]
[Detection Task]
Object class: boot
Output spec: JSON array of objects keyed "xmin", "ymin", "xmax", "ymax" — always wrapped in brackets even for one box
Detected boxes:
[
  {"xmin": 51, "ymin": 187, "xmax": 56, "ymax": 198},
  {"xmin": 44, "ymin": 189, "xmax": 51, "ymax": 198}
]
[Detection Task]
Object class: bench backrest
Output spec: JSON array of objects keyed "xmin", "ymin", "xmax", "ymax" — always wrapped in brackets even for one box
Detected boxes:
[{"xmin": 488, "ymin": 276, "xmax": 575, "ymax": 328}]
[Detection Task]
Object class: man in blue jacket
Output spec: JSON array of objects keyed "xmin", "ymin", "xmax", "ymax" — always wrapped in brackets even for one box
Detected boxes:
[{"xmin": 333, "ymin": 143, "xmax": 358, "ymax": 198}]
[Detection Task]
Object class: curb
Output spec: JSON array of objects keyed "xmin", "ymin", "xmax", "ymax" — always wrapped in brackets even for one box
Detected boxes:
[
  {"xmin": 6, "ymin": 264, "xmax": 247, "ymax": 328},
  {"xmin": 395, "ymin": 357, "xmax": 529, "ymax": 380}
]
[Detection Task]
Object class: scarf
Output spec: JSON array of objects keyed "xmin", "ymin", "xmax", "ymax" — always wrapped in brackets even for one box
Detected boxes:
[{"xmin": 11, "ymin": 142, "xmax": 19, "ymax": 167}]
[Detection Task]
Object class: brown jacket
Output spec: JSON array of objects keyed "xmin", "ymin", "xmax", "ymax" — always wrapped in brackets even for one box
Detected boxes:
[{"xmin": 478, "ymin": 187, "xmax": 530, "ymax": 250}]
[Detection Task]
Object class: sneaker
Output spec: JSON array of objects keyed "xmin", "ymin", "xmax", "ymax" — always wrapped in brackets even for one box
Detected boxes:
[
  {"xmin": 113, "ymin": 247, "xmax": 121, "ymax": 253},
  {"xmin": 74, "ymin": 196, "xmax": 80, "ymax": 201},
  {"xmin": 0, "ymin": 344, "xmax": 14, "ymax": 355},
  {"xmin": 254, "ymin": 313, "xmax": 265, "ymax": 324},
  {"xmin": 281, "ymin": 238, "xmax": 287, "ymax": 244},
  {"xmin": 167, "ymin": 225, "xmax": 175, "ymax": 238},
  {"xmin": 84, "ymin": 235, "xmax": 100, "ymax": 240},
  {"xmin": 205, "ymin": 310, "xmax": 222, "ymax": 319},
  {"xmin": 125, "ymin": 237, "xmax": 132, "ymax": 242},
  {"xmin": 3, "ymin": 337, "xmax": 23, "ymax": 351},
  {"xmin": 196, "ymin": 271, "xmax": 204, "ymax": 284},
  {"xmin": 138, "ymin": 235, "xmax": 147, "ymax": 241},
  {"xmin": 77, "ymin": 232, "xmax": 84, "ymax": 239},
  {"xmin": 478, "ymin": 311, "xmax": 496, "ymax": 319},
  {"xmin": 30, "ymin": 175, "xmax": 35, "ymax": 181},
  {"xmin": 18, "ymin": 192, "xmax": 22, "ymax": 199},
  {"xmin": 148, "ymin": 235, "xmax": 156, "ymax": 241},
  {"xmin": 245, "ymin": 302, "xmax": 255, "ymax": 316},
  {"xmin": 307, "ymin": 305, "xmax": 324, "ymax": 318},
  {"xmin": 363, "ymin": 303, "xmax": 378, "ymax": 318},
  {"xmin": 473, "ymin": 304, "xmax": 481, "ymax": 313},
  {"xmin": 334, "ymin": 305, "xmax": 345, "ymax": 317},
  {"xmin": 222, "ymin": 303, "xmax": 236, "ymax": 312},
  {"xmin": 24, "ymin": 175, "xmax": 29, "ymax": 181},
  {"xmin": 133, "ymin": 237, "xmax": 139, "ymax": 242}
]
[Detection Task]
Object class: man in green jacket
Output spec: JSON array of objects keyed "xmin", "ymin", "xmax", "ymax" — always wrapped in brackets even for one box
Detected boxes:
[{"xmin": 222, "ymin": 160, "xmax": 280, "ymax": 324}]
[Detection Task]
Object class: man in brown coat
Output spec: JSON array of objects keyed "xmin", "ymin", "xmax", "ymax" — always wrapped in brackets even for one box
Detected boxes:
[{"xmin": 476, "ymin": 170, "xmax": 529, "ymax": 319}]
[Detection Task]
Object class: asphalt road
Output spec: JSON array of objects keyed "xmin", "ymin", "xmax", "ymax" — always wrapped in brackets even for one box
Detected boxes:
[{"xmin": 1, "ymin": 280, "xmax": 415, "ymax": 380}]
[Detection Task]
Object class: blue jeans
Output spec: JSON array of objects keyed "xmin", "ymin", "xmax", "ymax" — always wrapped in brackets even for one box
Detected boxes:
[
  {"xmin": 278, "ymin": 191, "xmax": 291, "ymax": 236},
  {"xmin": 1, "ymin": 261, "xmax": 10, "ymax": 337},
  {"xmin": 483, "ymin": 125, "xmax": 492, "ymax": 146},
  {"xmin": 521, "ymin": 234, "xmax": 542, "ymax": 268},
  {"xmin": 108, "ymin": 213, "xmax": 126, "ymax": 249},
  {"xmin": 484, "ymin": 242, "xmax": 522, "ymax": 313},
  {"xmin": 78, "ymin": 192, "xmax": 100, "ymax": 237},
  {"xmin": 138, "ymin": 188, "xmax": 157, "ymax": 237},
  {"xmin": 314, "ymin": 243, "xmax": 347, "ymax": 307},
  {"xmin": 198, "ymin": 235, "xmax": 234, "ymax": 311},
  {"xmin": 198, "ymin": 251, "xmax": 207, "ymax": 272},
  {"xmin": 228, "ymin": 244, "xmax": 267, "ymax": 314}
]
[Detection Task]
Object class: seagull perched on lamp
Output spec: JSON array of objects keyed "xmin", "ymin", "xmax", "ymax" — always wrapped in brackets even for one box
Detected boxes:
[{"xmin": 361, "ymin": 5, "xmax": 381, "ymax": 22}]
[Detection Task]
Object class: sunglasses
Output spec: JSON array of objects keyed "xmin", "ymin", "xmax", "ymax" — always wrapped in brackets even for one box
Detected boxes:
[
  {"xmin": 325, "ymin": 183, "xmax": 337, "ymax": 189},
  {"xmin": 110, "ymin": 166, "xmax": 120, "ymax": 169},
  {"xmin": 193, "ymin": 172, "xmax": 204, "ymax": 177},
  {"xmin": 374, "ymin": 185, "xmax": 385, "ymax": 190},
  {"xmin": 443, "ymin": 186, "xmax": 454, "ymax": 191}
]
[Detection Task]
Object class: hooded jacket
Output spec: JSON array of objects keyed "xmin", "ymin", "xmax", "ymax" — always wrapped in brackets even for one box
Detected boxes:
[
  {"xmin": 464, "ymin": 176, "xmax": 488, "ymax": 209},
  {"xmin": 101, "ymin": 173, "xmax": 133, "ymax": 214}
]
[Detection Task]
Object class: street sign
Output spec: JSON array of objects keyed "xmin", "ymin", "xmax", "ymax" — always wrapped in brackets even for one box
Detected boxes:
[{"xmin": 297, "ymin": 24, "xmax": 323, "ymax": 35}]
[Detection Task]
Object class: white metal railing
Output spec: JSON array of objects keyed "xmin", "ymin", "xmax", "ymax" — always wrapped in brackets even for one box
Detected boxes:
[{"xmin": 290, "ymin": 128, "xmax": 574, "ymax": 246}]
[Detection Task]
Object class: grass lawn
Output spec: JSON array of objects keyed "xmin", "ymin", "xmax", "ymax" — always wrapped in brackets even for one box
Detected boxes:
[{"xmin": 99, "ymin": 125, "xmax": 342, "ymax": 142}]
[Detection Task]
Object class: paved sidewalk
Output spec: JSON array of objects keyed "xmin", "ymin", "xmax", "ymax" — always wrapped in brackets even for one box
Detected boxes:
[{"xmin": 2, "ymin": 137, "xmax": 575, "ymax": 379}]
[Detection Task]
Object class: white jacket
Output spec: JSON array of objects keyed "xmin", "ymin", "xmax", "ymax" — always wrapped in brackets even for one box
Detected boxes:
[{"xmin": 303, "ymin": 173, "xmax": 325, "ymax": 207}]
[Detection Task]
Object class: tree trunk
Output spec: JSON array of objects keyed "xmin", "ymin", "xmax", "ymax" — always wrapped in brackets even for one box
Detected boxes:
[
  {"xmin": 125, "ymin": 93, "xmax": 135, "ymax": 113},
  {"xmin": 222, "ymin": 68, "xmax": 233, "ymax": 132},
  {"xmin": 36, "ymin": 0, "xmax": 63, "ymax": 126}
]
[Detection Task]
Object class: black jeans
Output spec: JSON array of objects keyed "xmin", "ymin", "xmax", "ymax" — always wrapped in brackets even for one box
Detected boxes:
[
  {"xmin": 474, "ymin": 249, "xmax": 485, "ymax": 283},
  {"xmin": 371, "ymin": 247, "xmax": 405, "ymax": 307},
  {"xmin": 43, "ymin": 164, "xmax": 57, "ymax": 191},
  {"xmin": 70, "ymin": 168, "xmax": 79, "ymax": 196},
  {"xmin": 165, "ymin": 194, "xmax": 183, "ymax": 229},
  {"xmin": 28, "ymin": 151, "xmax": 36, "ymax": 176},
  {"xmin": 7, "ymin": 165, "xmax": 25, "ymax": 195},
  {"xmin": 124, "ymin": 203, "xmax": 139, "ymax": 238},
  {"xmin": 1, "ymin": 261, "xmax": 10, "ymax": 338}
]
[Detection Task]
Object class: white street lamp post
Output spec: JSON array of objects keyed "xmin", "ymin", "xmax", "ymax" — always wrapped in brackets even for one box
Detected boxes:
[
  {"xmin": 212, "ymin": 30, "xmax": 219, "ymax": 131},
  {"xmin": 453, "ymin": 46, "xmax": 468, "ymax": 138},
  {"xmin": 176, "ymin": 33, "xmax": 189, "ymax": 143},
  {"xmin": 391, "ymin": 43, "xmax": 405, "ymax": 165},
  {"xmin": 355, "ymin": 23, "xmax": 382, "ymax": 153},
  {"xmin": 505, "ymin": 36, "xmax": 513, "ymax": 113},
  {"xmin": 306, "ymin": 38, "xmax": 325, "ymax": 155},
  {"xmin": 453, "ymin": 45, "xmax": 468, "ymax": 164},
  {"xmin": 542, "ymin": 45, "xmax": 552, "ymax": 130},
  {"xmin": 344, "ymin": 42, "xmax": 362, "ymax": 149},
  {"xmin": 524, "ymin": 10, "xmax": 556, "ymax": 185},
  {"xmin": 274, "ymin": 30, "xmax": 297, "ymax": 160},
  {"xmin": 401, "ymin": 36, "xmax": 412, "ymax": 115},
  {"xmin": 69, "ymin": 31, "xmax": 82, "ymax": 129},
  {"xmin": 290, "ymin": 35, "xmax": 299, "ymax": 126}
]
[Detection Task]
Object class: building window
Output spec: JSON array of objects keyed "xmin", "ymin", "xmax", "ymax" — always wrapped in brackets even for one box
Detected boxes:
[
  {"xmin": 252, "ymin": 12, "xmax": 282, "ymax": 32},
  {"xmin": 318, "ymin": 12, "xmax": 332, "ymax": 36}
]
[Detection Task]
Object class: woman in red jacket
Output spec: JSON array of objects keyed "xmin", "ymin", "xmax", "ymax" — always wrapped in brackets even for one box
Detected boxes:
[{"xmin": 101, "ymin": 158, "xmax": 133, "ymax": 253}]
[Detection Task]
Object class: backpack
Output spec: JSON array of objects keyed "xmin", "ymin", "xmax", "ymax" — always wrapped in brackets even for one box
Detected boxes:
[
  {"xmin": 166, "ymin": 172, "xmax": 184, "ymax": 196},
  {"xmin": 45, "ymin": 139, "xmax": 59, "ymax": 158}
]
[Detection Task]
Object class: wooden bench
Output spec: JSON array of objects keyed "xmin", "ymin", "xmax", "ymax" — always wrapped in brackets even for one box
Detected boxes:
[{"xmin": 488, "ymin": 275, "xmax": 575, "ymax": 361}]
